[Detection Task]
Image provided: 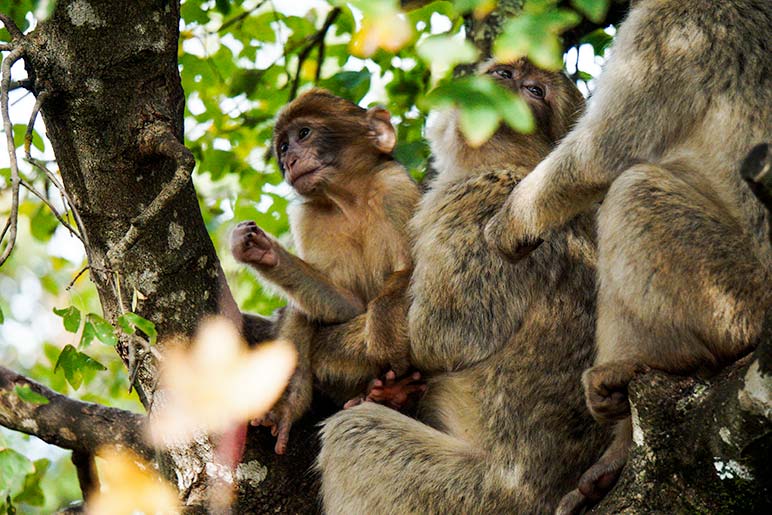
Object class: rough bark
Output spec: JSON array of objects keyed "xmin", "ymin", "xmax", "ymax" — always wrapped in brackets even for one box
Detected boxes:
[
  {"xmin": 1, "ymin": 0, "xmax": 309, "ymax": 510},
  {"xmin": 595, "ymin": 340, "xmax": 772, "ymax": 512},
  {"xmin": 0, "ymin": 365, "xmax": 152, "ymax": 461}
]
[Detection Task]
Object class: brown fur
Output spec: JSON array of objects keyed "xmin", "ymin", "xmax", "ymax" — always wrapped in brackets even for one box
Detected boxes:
[
  {"xmin": 231, "ymin": 90, "xmax": 420, "ymax": 452},
  {"xmin": 485, "ymin": 0, "xmax": 772, "ymax": 507},
  {"xmin": 317, "ymin": 60, "xmax": 612, "ymax": 513}
]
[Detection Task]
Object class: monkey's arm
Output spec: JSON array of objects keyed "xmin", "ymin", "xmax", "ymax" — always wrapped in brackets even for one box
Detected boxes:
[
  {"xmin": 486, "ymin": 29, "xmax": 704, "ymax": 260},
  {"xmin": 231, "ymin": 221, "xmax": 365, "ymax": 323},
  {"xmin": 312, "ymin": 271, "xmax": 413, "ymax": 388}
]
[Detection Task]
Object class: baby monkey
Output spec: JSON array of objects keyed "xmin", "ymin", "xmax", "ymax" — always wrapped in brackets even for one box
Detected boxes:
[{"xmin": 231, "ymin": 89, "xmax": 420, "ymax": 454}]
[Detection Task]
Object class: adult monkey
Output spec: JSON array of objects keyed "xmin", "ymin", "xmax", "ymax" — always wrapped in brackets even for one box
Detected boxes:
[
  {"xmin": 317, "ymin": 59, "xmax": 612, "ymax": 514},
  {"xmin": 485, "ymin": 0, "xmax": 772, "ymax": 506}
]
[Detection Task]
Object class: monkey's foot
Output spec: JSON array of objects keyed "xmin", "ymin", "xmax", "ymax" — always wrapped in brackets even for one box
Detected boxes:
[
  {"xmin": 483, "ymin": 209, "xmax": 543, "ymax": 262},
  {"xmin": 577, "ymin": 448, "xmax": 627, "ymax": 502},
  {"xmin": 555, "ymin": 488, "xmax": 591, "ymax": 515},
  {"xmin": 251, "ymin": 408, "xmax": 293, "ymax": 455},
  {"xmin": 583, "ymin": 362, "xmax": 648, "ymax": 422},
  {"xmin": 230, "ymin": 220, "xmax": 278, "ymax": 267},
  {"xmin": 344, "ymin": 370, "xmax": 426, "ymax": 411}
]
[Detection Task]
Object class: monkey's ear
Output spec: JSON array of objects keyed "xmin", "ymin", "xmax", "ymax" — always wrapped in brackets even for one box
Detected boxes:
[{"xmin": 366, "ymin": 107, "xmax": 397, "ymax": 154}]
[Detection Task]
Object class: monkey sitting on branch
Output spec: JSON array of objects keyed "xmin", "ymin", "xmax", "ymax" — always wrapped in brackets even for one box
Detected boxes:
[
  {"xmin": 484, "ymin": 0, "xmax": 772, "ymax": 508},
  {"xmin": 316, "ymin": 59, "xmax": 613, "ymax": 514},
  {"xmin": 231, "ymin": 89, "xmax": 421, "ymax": 454}
]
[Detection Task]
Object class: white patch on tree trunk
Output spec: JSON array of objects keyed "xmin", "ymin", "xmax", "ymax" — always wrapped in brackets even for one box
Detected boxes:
[
  {"xmin": 237, "ymin": 460, "xmax": 268, "ymax": 487},
  {"xmin": 168, "ymin": 221, "xmax": 185, "ymax": 250},
  {"xmin": 713, "ymin": 459, "xmax": 753, "ymax": 481},
  {"xmin": 738, "ymin": 360, "xmax": 771, "ymax": 420},
  {"xmin": 67, "ymin": 1, "xmax": 104, "ymax": 28}
]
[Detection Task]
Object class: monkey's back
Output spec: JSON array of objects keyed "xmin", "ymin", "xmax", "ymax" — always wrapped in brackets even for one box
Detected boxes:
[
  {"xmin": 409, "ymin": 170, "xmax": 610, "ymax": 511},
  {"xmin": 594, "ymin": 0, "xmax": 771, "ymax": 234}
]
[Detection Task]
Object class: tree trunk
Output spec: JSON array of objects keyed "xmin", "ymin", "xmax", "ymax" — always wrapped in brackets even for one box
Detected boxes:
[{"xmin": 11, "ymin": 0, "xmax": 314, "ymax": 510}]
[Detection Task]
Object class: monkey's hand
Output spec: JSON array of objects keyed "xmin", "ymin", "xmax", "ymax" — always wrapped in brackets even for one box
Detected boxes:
[
  {"xmin": 484, "ymin": 206, "xmax": 543, "ymax": 263},
  {"xmin": 583, "ymin": 361, "xmax": 650, "ymax": 422},
  {"xmin": 231, "ymin": 220, "xmax": 278, "ymax": 267},
  {"xmin": 251, "ymin": 367, "xmax": 312, "ymax": 455},
  {"xmin": 343, "ymin": 370, "xmax": 426, "ymax": 411}
]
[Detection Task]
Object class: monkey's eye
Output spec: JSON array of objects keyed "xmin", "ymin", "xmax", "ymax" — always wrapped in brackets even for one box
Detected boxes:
[
  {"xmin": 298, "ymin": 127, "xmax": 311, "ymax": 140},
  {"xmin": 279, "ymin": 142, "xmax": 289, "ymax": 154},
  {"xmin": 491, "ymin": 68, "xmax": 513, "ymax": 79},
  {"xmin": 524, "ymin": 84, "xmax": 545, "ymax": 99}
]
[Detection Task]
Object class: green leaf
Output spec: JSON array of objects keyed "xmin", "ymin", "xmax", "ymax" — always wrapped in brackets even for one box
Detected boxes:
[
  {"xmin": 318, "ymin": 70, "xmax": 372, "ymax": 104},
  {"xmin": 117, "ymin": 312, "xmax": 158, "ymax": 346},
  {"xmin": 53, "ymin": 306, "xmax": 81, "ymax": 333},
  {"xmin": 494, "ymin": 8, "xmax": 581, "ymax": 71},
  {"xmin": 13, "ymin": 459, "xmax": 49, "ymax": 507},
  {"xmin": 29, "ymin": 207, "xmax": 58, "ymax": 242},
  {"xmin": 13, "ymin": 385, "xmax": 49, "ymax": 405},
  {"xmin": 458, "ymin": 105, "xmax": 500, "ymax": 147},
  {"xmin": 0, "ymin": 307, "xmax": 4, "ymax": 325},
  {"xmin": 571, "ymin": 0, "xmax": 610, "ymax": 24},
  {"xmin": 54, "ymin": 345, "xmax": 106, "ymax": 390},
  {"xmin": 580, "ymin": 28, "xmax": 614, "ymax": 56},
  {"xmin": 0, "ymin": 448, "xmax": 34, "ymax": 494},
  {"xmin": 86, "ymin": 314, "xmax": 118, "ymax": 346}
]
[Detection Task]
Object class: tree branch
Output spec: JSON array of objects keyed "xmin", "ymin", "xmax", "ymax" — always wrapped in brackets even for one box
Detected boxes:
[
  {"xmin": 288, "ymin": 7, "xmax": 341, "ymax": 101},
  {"xmin": 0, "ymin": 13, "xmax": 24, "ymax": 41},
  {"xmin": 0, "ymin": 365, "xmax": 153, "ymax": 461},
  {"xmin": 106, "ymin": 122, "xmax": 195, "ymax": 265},
  {"xmin": 0, "ymin": 46, "xmax": 24, "ymax": 267}
]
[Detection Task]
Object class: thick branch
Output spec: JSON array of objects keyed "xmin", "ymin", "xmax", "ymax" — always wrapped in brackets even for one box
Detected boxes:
[
  {"xmin": 0, "ymin": 365, "xmax": 153, "ymax": 461},
  {"xmin": 0, "ymin": 13, "xmax": 24, "ymax": 41}
]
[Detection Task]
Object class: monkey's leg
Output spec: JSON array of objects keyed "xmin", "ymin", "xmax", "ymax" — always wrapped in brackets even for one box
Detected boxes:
[
  {"xmin": 557, "ymin": 418, "xmax": 632, "ymax": 514},
  {"xmin": 254, "ymin": 310, "xmax": 314, "ymax": 454},
  {"xmin": 318, "ymin": 403, "xmax": 525, "ymax": 515},
  {"xmin": 589, "ymin": 163, "xmax": 771, "ymax": 421}
]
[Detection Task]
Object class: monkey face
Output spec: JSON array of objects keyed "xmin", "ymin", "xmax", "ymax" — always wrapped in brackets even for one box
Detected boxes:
[
  {"xmin": 273, "ymin": 89, "xmax": 398, "ymax": 198},
  {"xmin": 482, "ymin": 59, "xmax": 580, "ymax": 141}
]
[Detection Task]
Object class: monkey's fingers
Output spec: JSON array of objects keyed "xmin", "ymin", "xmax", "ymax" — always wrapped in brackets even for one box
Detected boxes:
[
  {"xmin": 483, "ymin": 211, "xmax": 543, "ymax": 262},
  {"xmin": 554, "ymin": 489, "xmax": 591, "ymax": 515},
  {"xmin": 343, "ymin": 395, "xmax": 366, "ymax": 409},
  {"xmin": 274, "ymin": 414, "xmax": 293, "ymax": 455}
]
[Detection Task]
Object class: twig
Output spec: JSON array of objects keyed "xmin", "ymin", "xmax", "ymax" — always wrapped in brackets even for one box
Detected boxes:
[
  {"xmin": 19, "ymin": 178, "xmax": 83, "ymax": 241},
  {"xmin": 66, "ymin": 266, "xmax": 90, "ymax": 290},
  {"xmin": 71, "ymin": 450, "xmax": 100, "ymax": 501},
  {"xmin": 9, "ymin": 78, "xmax": 31, "ymax": 91},
  {"xmin": 26, "ymin": 157, "xmax": 88, "ymax": 244},
  {"xmin": 288, "ymin": 7, "xmax": 341, "ymax": 101},
  {"xmin": 0, "ymin": 13, "xmax": 24, "ymax": 41},
  {"xmin": 24, "ymin": 90, "xmax": 49, "ymax": 158},
  {"xmin": 106, "ymin": 123, "xmax": 195, "ymax": 265},
  {"xmin": 215, "ymin": 0, "xmax": 268, "ymax": 33},
  {"xmin": 0, "ymin": 43, "xmax": 12, "ymax": 52},
  {"xmin": 0, "ymin": 47, "xmax": 24, "ymax": 267}
]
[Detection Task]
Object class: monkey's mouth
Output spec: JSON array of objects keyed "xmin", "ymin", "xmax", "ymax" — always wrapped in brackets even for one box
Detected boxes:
[{"xmin": 289, "ymin": 166, "xmax": 321, "ymax": 185}]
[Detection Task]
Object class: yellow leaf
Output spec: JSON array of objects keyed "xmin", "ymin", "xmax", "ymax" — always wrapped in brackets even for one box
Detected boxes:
[
  {"xmin": 147, "ymin": 317, "xmax": 297, "ymax": 447},
  {"xmin": 88, "ymin": 447, "xmax": 180, "ymax": 515}
]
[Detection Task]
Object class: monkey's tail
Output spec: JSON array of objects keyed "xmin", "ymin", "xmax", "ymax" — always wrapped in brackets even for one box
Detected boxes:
[{"xmin": 317, "ymin": 402, "xmax": 531, "ymax": 515}]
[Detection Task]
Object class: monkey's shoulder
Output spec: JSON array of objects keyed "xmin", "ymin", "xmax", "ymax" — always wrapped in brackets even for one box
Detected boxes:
[{"xmin": 417, "ymin": 169, "xmax": 524, "ymax": 228}]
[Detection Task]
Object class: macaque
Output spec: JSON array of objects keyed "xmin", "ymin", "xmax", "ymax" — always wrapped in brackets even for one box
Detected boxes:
[
  {"xmin": 484, "ymin": 0, "xmax": 772, "ymax": 507},
  {"xmin": 316, "ymin": 60, "xmax": 613, "ymax": 513},
  {"xmin": 231, "ymin": 89, "xmax": 420, "ymax": 454}
]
